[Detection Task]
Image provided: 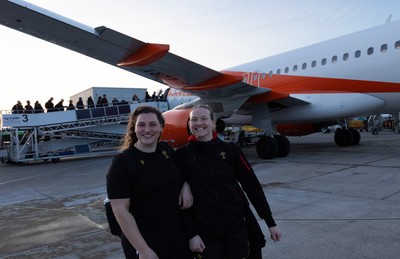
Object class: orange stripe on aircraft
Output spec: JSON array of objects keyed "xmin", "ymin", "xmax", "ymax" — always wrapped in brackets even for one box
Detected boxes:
[
  {"xmin": 118, "ymin": 43, "xmax": 169, "ymax": 67},
  {"xmin": 266, "ymin": 75, "xmax": 400, "ymax": 93},
  {"xmin": 226, "ymin": 72, "xmax": 400, "ymax": 93}
]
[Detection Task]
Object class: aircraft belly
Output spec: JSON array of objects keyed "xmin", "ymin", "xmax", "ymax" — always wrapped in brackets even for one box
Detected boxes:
[
  {"xmin": 367, "ymin": 92, "xmax": 400, "ymax": 113},
  {"xmin": 270, "ymin": 93, "xmax": 385, "ymax": 123},
  {"xmin": 222, "ymin": 113, "xmax": 252, "ymax": 125}
]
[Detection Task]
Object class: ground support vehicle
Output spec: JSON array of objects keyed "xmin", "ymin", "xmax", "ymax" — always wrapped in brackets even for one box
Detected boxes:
[{"xmin": 368, "ymin": 114, "xmax": 400, "ymax": 135}]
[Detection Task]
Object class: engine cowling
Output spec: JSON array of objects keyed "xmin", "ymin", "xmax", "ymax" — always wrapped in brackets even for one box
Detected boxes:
[{"xmin": 161, "ymin": 109, "xmax": 192, "ymax": 147}]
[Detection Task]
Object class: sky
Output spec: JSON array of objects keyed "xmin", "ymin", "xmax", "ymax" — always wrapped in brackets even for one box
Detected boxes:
[{"xmin": 1, "ymin": 0, "xmax": 400, "ymax": 111}]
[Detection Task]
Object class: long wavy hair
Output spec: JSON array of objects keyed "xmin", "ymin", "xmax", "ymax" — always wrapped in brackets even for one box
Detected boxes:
[{"xmin": 120, "ymin": 105, "xmax": 165, "ymax": 150}]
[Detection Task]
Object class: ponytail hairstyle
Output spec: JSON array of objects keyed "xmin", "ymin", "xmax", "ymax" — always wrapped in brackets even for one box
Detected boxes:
[{"xmin": 190, "ymin": 104, "xmax": 214, "ymax": 120}]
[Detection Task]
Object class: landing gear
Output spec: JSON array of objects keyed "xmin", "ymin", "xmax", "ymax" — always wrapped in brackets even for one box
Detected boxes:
[
  {"xmin": 274, "ymin": 134, "xmax": 291, "ymax": 157},
  {"xmin": 334, "ymin": 128, "xmax": 360, "ymax": 146},
  {"xmin": 256, "ymin": 136, "xmax": 278, "ymax": 159},
  {"xmin": 256, "ymin": 135, "xmax": 291, "ymax": 159}
]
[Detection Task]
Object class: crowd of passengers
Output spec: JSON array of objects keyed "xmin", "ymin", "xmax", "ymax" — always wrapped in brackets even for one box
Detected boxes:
[{"xmin": 11, "ymin": 91, "xmax": 163, "ymax": 114}]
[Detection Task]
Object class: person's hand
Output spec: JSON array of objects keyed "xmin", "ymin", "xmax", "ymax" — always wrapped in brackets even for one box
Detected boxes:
[
  {"xmin": 138, "ymin": 247, "xmax": 158, "ymax": 259},
  {"xmin": 189, "ymin": 235, "xmax": 206, "ymax": 253},
  {"xmin": 269, "ymin": 226, "xmax": 282, "ymax": 242},
  {"xmin": 179, "ymin": 181, "xmax": 193, "ymax": 209}
]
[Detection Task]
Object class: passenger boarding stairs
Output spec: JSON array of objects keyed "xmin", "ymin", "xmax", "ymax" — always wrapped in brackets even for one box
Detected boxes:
[{"xmin": 0, "ymin": 102, "xmax": 168, "ymax": 163}]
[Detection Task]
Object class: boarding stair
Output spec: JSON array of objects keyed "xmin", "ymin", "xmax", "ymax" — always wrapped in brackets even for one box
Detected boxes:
[{"xmin": 0, "ymin": 101, "xmax": 168, "ymax": 163}]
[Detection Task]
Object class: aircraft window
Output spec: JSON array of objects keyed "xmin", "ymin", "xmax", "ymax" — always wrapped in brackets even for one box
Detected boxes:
[
  {"xmin": 331, "ymin": 55, "xmax": 338, "ymax": 63},
  {"xmin": 284, "ymin": 67, "xmax": 289, "ymax": 73},
  {"xmin": 253, "ymin": 73, "xmax": 258, "ymax": 80},
  {"xmin": 293, "ymin": 65, "xmax": 298, "ymax": 72},
  {"xmin": 276, "ymin": 69, "xmax": 281, "ymax": 74},
  {"xmin": 355, "ymin": 50, "xmax": 361, "ymax": 58},
  {"xmin": 261, "ymin": 73, "xmax": 266, "ymax": 79},
  {"xmin": 269, "ymin": 71, "xmax": 273, "ymax": 77},
  {"xmin": 367, "ymin": 47, "xmax": 374, "ymax": 55},
  {"xmin": 395, "ymin": 41, "xmax": 400, "ymax": 49},
  {"xmin": 343, "ymin": 53, "xmax": 349, "ymax": 61},
  {"xmin": 321, "ymin": 58, "xmax": 327, "ymax": 65},
  {"xmin": 242, "ymin": 75, "xmax": 247, "ymax": 82},
  {"xmin": 380, "ymin": 44, "xmax": 387, "ymax": 52},
  {"xmin": 302, "ymin": 63, "xmax": 307, "ymax": 70},
  {"xmin": 311, "ymin": 60, "xmax": 317, "ymax": 68}
]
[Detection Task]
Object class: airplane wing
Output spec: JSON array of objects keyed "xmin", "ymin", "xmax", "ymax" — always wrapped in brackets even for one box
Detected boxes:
[{"xmin": 0, "ymin": 0, "xmax": 270, "ymax": 104}]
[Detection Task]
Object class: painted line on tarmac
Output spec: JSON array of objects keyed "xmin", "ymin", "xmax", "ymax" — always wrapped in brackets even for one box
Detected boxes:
[
  {"xmin": 0, "ymin": 204, "xmax": 104, "ymax": 215},
  {"xmin": 0, "ymin": 173, "xmax": 49, "ymax": 186}
]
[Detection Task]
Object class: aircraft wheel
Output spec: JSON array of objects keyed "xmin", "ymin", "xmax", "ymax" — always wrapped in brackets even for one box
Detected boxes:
[
  {"xmin": 51, "ymin": 158, "xmax": 60, "ymax": 162},
  {"xmin": 274, "ymin": 135, "xmax": 291, "ymax": 157},
  {"xmin": 334, "ymin": 129, "xmax": 354, "ymax": 147},
  {"xmin": 349, "ymin": 128, "xmax": 361, "ymax": 145},
  {"xmin": 256, "ymin": 136, "xmax": 278, "ymax": 159},
  {"xmin": 372, "ymin": 129, "xmax": 379, "ymax": 135}
]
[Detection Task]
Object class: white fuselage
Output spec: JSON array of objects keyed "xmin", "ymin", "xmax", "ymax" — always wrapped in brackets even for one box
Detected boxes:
[{"xmin": 221, "ymin": 20, "xmax": 400, "ymax": 124}]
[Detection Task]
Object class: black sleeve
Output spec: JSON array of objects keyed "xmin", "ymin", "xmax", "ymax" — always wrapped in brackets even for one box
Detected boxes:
[
  {"xmin": 106, "ymin": 152, "xmax": 132, "ymax": 199},
  {"xmin": 174, "ymin": 144, "xmax": 191, "ymax": 180},
  {"xmin": 175, "ymin": 145, "xmax": 199, "ymax": 239},
  {"xmin": 231, "ymin": 143, "xmax": 277, "ymax": 228},
  {"xmin": 180, "ymin": 207, "xmax": 198, "ymax": 240}
]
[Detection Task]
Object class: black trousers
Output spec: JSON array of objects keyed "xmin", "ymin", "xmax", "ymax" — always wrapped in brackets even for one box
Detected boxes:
[
  {"xmin": 245, "ymin": 205, "xmax": 266, "ymax": 259},
  {"xmin": 121, "ymin": 229, "xmax": 192, "ymax": 259}
]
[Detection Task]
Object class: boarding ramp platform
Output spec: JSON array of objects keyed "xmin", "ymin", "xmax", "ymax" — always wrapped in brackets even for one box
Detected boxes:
[{"xmin": 0, "ymin": 102, "xmax": 168, "ymax": 163}]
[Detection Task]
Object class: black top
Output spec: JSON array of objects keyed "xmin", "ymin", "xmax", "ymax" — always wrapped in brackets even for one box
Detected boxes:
[
  {"xmin": 175, "ymin": 137, "xmax": 276, "ymax": 239},
  {"xmin": 106, "ymin": 143, "xmax": 184, "ymax": 233}
]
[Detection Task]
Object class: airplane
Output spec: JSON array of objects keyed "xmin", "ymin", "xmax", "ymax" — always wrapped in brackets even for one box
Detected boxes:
[{"xmin": 1, "ymin": 0, "xmax": 400, "ymax": 159}]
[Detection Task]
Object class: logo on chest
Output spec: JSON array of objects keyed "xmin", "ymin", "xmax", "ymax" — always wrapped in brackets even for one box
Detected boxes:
[
  {"xmin": 162, "ymin": 150, "xmax": 170, "ymax": 159},
  {"xmin": 219, "ymin": 151, "xmax": 227, "ymax": 160}
]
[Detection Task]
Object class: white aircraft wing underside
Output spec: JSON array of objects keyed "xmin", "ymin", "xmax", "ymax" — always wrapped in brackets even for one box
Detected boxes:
[{"xmin": 0, "ymin": 0, "xmax": 269, "ymax": 100}]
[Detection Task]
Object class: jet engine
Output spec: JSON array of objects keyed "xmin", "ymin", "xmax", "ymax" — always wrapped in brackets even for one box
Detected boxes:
[{"xmin": 161, "ymin": 109, "xmax": 192, "ymax": 147}]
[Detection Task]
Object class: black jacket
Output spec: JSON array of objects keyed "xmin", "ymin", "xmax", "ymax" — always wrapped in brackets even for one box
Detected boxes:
[{"xmin": 175, "ymin": 137, "xmax": 276, "ymax": 241}]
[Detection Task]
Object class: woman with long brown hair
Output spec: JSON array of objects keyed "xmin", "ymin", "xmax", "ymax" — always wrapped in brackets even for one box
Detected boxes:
[{"xmin": 107, "ymin": 106, "xmax": 192, "ymax": 259}]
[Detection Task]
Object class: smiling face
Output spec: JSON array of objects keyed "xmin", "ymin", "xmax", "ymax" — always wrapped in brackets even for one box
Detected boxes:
[
  {"xmin": 189, "ymin": 107, "xmax": 215, "ymax": 142},
  {"xmin": 134, "ymin": 112, "xmax": 163, "ymax": 149}
]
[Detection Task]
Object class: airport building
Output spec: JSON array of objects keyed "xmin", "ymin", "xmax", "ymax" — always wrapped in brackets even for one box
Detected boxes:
[{"xmin": 70, "ymin": 86, "xmax": 148, "ymax": 106}]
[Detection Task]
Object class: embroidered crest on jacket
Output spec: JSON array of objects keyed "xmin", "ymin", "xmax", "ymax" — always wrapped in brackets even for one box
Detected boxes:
[
  {"xmin": 162, "ymin": 150, "xmax": 170, "ymax": 159},
  {"xmin": 220, "ymin": 151, "xmax": 227, "ymax": 160}
]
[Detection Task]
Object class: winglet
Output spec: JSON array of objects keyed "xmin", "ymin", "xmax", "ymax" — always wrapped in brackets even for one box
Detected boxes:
[
  {"xmin": 184, "ymin": 73, "xmax": 243, "ymax": 91},
  {"xmin": 118, "ymin": 43, "xmax": 170, "ymax": 67}
]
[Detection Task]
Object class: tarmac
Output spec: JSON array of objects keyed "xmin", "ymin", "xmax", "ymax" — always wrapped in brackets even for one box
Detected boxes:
[{"xmin": 0, "ymin": 131, "xmax": 399, "ymax": 259}]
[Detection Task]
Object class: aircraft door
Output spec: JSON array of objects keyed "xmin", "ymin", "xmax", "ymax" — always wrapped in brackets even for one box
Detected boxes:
[{"xmin": 242, "ymin": 71, "xmax": 263, "ymax": 87}]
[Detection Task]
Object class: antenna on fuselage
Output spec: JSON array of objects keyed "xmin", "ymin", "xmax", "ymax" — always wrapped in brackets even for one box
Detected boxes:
[{"xmin": 385, "ymin": 14, "xmax": 392, "ymax": 24}]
